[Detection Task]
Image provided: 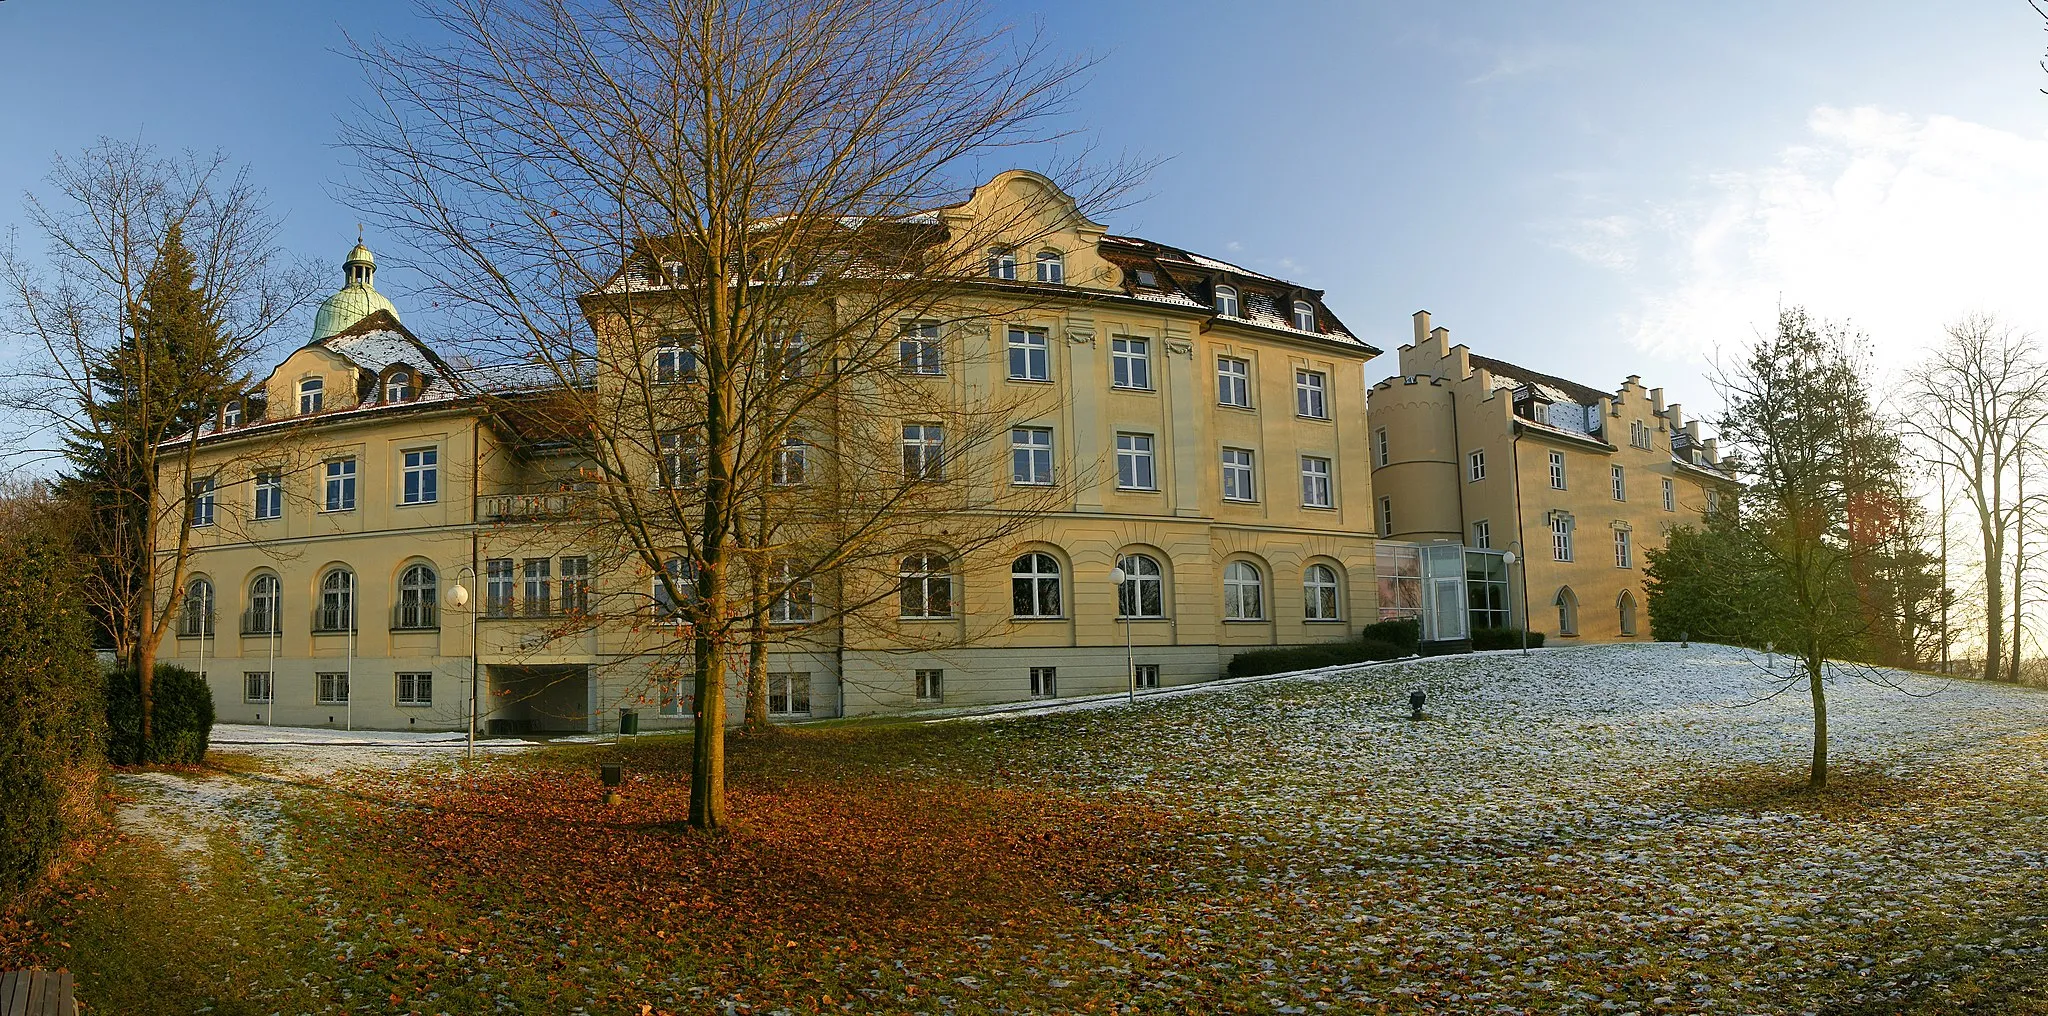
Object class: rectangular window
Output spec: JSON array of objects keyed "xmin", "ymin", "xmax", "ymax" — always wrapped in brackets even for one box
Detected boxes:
[
  {"xmin": 657, "ymin": 431, "xmax": 700, "ymax": 488},
  {"xmin": 244, "ymin": 671, "xmax": 273, "ymax": 704},
  {"xmin": 772, "ymin": 437, "xmax": 808, "ymax": 485},
  {"xmin": 1217, "ymin": 357, "xmax": 1250, "ymax": 407},
  {"xmin": 559, "ymin": 556, "xmax": 589, "ymax": 615},
  {"xmin": 1663, "ymin": 477, "xmax": 1676, "ymax": 512},
  {"xmin": 915, "ymin": 668, "xmax": 944, "ymax": 702},
  {"xmin": 989, "ymin": 250, "xmax": 1017, "ymax": 280},
  {"xmin": 522, "ymin": 558, "xmax": 552, "ymax": 616},
  {"xmin": 654, "ymin": 336, "xmax": 698, "ymax": 383},
  {"xmin": 1029, "ymin": 666, "xmax": 1057, "ymax": 699},
  {"xmin": 1472, "ymin": 519, "xmax": 1491, "ymax": 549},
  {"xmin": 317, "ymin": 672, "xmax": 350, "ymax": 705},
  {"xmin": 1631, "ymin": 419, "xmax": 1652, "ymax": 449},
  {"xmin": 402, "ymin": 448, "xmax": 439, "ymax": 505},
  {"xmin": 324, "ymin": 458, "xmax": 357, "ymax": 512},
  {"xmin": 1115, "ymin": 433, "xmax": 1156, "ymax": 491},
  {"xmin": 1294, "ymin": 369, "xmax": 1328, "ymax": 419},
  {"xmin": 768, "ymin": 562, "xmax": 812, "ymax": 623},
  {"xmin": 1379, "ymin": 496, "xmax": 1394, "ymax": 536},
  {"xmin": 903, "ymin": 423, "xmax": 945, "ymax": 480},
  {"xmin": 1615, "ymin": 529, "xmax": 1633, "ymax": 569},
  {"xmin": 485, "ymin": 558, "xmax": 514, "ymax": 617},
  {"xmin": 1007, "ymin": 327, "xmax": 1050, "ymax": 381},
  {"xmin": 1301, "ymin": 455, "xmax": 1333, "ymax": 508},
  {"xmin": 1134, "ymin": 664, "xmax": 1160, "ymax": 690},
  {"xmin": 899, "ymin": 321, "xmax": 943, "ymax": 375},
  {"xmin": 1611, "ymin": 464, "xmax": 1626, "ymax": 501},
  {"xmin": 1549, "ymin": 451, "xmax": 1566, "ymax": 490},
  {"xmin": 768, "ymin": 673, "xmax": 812, "ymax": 716},
  {"xmin": 299, "ymin": 379, "xmax": 324, "ymax": 415},
  {"xmin": 1010, "ymin": 427, "xmax": 1054, "ymax": 485},
  {"xmin": 1111, "ymin": 337, "xmax": 1151, "ymax": 390},
  {"xmin": 396, "ymin": 672, "xmax": 433, "ymax": 706},
  {"xmin": 255, "ymin": 470, "xmax": 282, "ymax": 521},
  {"xmin": 1375, "ymin": 428, "xmax": 1389, "ymax": 467},
  {"xmin": 659, "ymin": 680, "xmax": 683, "ymax": 716},
  {"xmin": 768, "ymin": 331, "xmax": 805, "ymax": 379},
  {"xmin": 1706, "ymin": 488, "xmax": 1722, "ymax": 514},
  {"xmin": 1221, "ymin": 448, "xmax": 1256, "ymax": 501},
  {"xmin": 1552, "ymin": 516, "xmax": 1573, "ymax": 562},
  {"xmin": 190, "ymin": 477, "xmax": 215, "ymax": 528},
  {"xmin": 1469, "ymin": 449, "xmax": 1485, "ymax": 482}
]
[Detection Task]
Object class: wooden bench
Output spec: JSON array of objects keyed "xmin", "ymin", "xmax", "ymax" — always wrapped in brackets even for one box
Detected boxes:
[{"xmin": 0, "ymin": 971, "xmax": 75, "ymax": 1016}]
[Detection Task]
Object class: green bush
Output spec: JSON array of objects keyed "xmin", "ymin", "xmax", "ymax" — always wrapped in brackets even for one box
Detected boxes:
[
  {"xmin": 0, "ymin": 530, "xmax": 103, "ymax": 903},
  {"xmin": 1358, "ymin": 618, "xmax": 1420, "ymax": 649},
  {"xmin": 105, "ymin": 664, "xmax": 214, "ymax": 766},
  {"xmin": 1227, "ymin": 639, "xmax": 1411, "ymax": 678},
  {"xmin": 1471, "ymin": 627, "xmax": 1546, "ymax": 651}
]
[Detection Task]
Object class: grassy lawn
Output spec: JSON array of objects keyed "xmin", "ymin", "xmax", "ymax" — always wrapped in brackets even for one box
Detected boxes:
[{"xmin": 14, "ymin": 644, "xmax": 2048, "ymax": 1013}]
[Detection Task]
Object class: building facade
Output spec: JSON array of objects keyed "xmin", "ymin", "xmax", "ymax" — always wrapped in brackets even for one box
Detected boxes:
[
  {"xmin": 157, "ymin": 171, "xmax": 1386, "ymax": 732},
  {"xmin": 1367, "ymin": 311, "xmax": 1739, "ymax": 644}
]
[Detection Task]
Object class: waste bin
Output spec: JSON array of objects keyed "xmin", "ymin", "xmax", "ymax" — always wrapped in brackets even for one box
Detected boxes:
[{"xmin": 618, "ymin": 708, "xmax": 639, "ymax": 736}]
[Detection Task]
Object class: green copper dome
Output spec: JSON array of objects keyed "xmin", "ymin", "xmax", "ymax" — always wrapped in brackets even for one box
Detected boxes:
[{"xmin": 311, "ymin": 238, "xmax": 399, "ymax": 340}]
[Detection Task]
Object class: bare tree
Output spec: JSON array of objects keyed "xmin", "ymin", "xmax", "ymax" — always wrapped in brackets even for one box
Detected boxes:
[
  {"xmin": 1, "ymin": 140, "xmax": 315, "ymax": 744},
  {"xmin": 344, "ymin": 0, "xmax": 1141, "ymax": 830},
  {"xmin": 1904, "ymin": 315, "xmax": 2048, "ymax": 682}
]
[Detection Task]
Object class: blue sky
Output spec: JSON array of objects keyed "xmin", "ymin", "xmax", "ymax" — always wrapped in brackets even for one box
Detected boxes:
[{"xmin": 6, "ymin": 1, "xmax": 2048, "ymax": 416}]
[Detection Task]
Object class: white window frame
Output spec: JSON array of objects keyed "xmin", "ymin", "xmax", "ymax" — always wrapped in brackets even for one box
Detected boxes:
[
  {"xmin": 396, "ymin": 672, "xmax": 433, "ymax": 707},
  {"xmin": 772, "ymin": 436, "xmax": 808, "ymax": 485},
  {"xmin": 1663, "ymin": 477, "xmax": 1676, "ymax": 512},
  {"xmin": 903, "ymin": 423, "xmax": 945, "ymax": 480},
  {"xmin": 1472, "ymin": 519, "xmax": 1491, "ymax": 549},
  {"xmin": 914, "ymin": 668, "xmax": 944, "ymax": 702},
  {"xmin": 254, "ymin": 470, "xmax": 282, "ymax": 521},
  {"xmin": 1217, "ymin": 356, "xmax": 1251, "ymax": 408},
  {"xmin": 1303, "ymin": 563, "xmax": 1340, "ymax": 621},
  {"xmin": 1011, "ymin": 552, "xmax": 1064, "ymax": 619},
  {"xmin": 402, "ymin": 447, "xmax": 438, "ymax": 505},
  {"xmin": 655, "ymin": 336, "xmax": 698, "ymax": 383},
  {"xmin": 1615, "ymin": 529, "xmax": 1633, "ymax": 569},
  {"xmin": 898, "ymin": 552, "xmax": 953, "ymax": 619},
  {"xmin": 1115, "ymin": 433, "xmax": 1156, "ymax": 491},
  {"xmin": 317, "ymin": 671, "xmax": 350, "ymax": 705},
  {"xmin": 1469, "ymin": 449, "xmax": 1485, "ymax": 482},
  {"xmin": 1029, "ymin": 666, "xmax": 1058, "ymax": 698},
  {"xmin": 485, "ymin": 558, "xmax": 514, "ymax": 617},
  {"xmin": 1611, "ymin": 464, "xmax": 1626, "ymax": 501},
  {"xmin": 222, "ymin": 401, "xmax": 241, "ymax": 427},
  {"xmin": 1133, "ymin": 664, "xmax": 1161, "ymax": 690},
  {"xmin": 1552, "ymin": 515, "xmax": 1574, "ymax": 562},
  {"xmin": 1379, "ymin": 496, "xmax": 1393, "ymax": 536},
  {"xmin": 385, "ymin": 370, "xmax": 414, "ymax": 402},
  {"xmin": 1376, "ymin": 428, "xmax": 1389, "ymax": 467},
  {"xmin": 1300, "ymin": 455, "xmax": 1333, "ymax": 508},
  {"xmin": 769, "ymin": 673, "xmax": 812, "ymax": 716},
  {"xmin": 1006, "ymin": 327, "xmax": 1050, "ymax": 381},
  {"xmin": 397, "ymin": 564, "xmax": 438, "ymax": 629},
  {"xmin": 244, "ymin": 671, "xmax": 273, "ymax": 704},
  {"xmin": 1116, "ymin": 553, "xmax": 1165, "ymax": 620},
  {"xmin": 298, "ymin": 377, "xmax": 324, "ymax": 414},
  {"xmin": 767, "ymin": 560, "xmax": 813, "ymax": 624},
  {"xmin": 1111, "ymin": 336, "xmax": 1152, "ymax": 390},
  {"xmin": 190, "ymin": 477, "xmax": 215, "ymax": 528},
  {"xmin": 1010, "ymin": 426, "xmax": 1054, "ymax": 486},
  {"xmin": 1222, "ymin": 561, "xmax": 1264, "ymax": 621},
  {"xmin": 1292, "ymin": 301, "xmax": 1316, "ymax": 331},
  {"xmin": 1035, "ymin": 250, "xmax": 1064, "ymax": 284},
  {"xmin": 1221, "ymin": 447, "xmax": 1256, "ymax": 502},
  {"xmin": 324, "ymin": 458, "xmax": 357, "ymax": 512},
  {"xmin": 899, "ymin": 321, "xmax": 943, "ymax": 375},
  {"xmin": 989, "ymin": 249, "xmax": 1018, "ymax": 280},
  {"xmin": 1549, "ymin": 451, "xmax": 1567, "ymax": 490},
  {"xmin": 1294, "ymin": 369, "xmax": 1328, "ymax": 419},
  {"xmin": 559, "ymin": 556, "xmax": 590, "ymax": 615},
  {"xmin": 247, "ymin": 574, "xmax": 281, "ymax": 634},
  {"xmin": 1213, "ymin": 285, "xmax": 1238, "ymax": 317}
]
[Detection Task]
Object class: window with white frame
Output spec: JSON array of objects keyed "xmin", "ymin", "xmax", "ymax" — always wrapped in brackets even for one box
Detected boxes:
[
  {"xmin": 1472, "ymin": 519, "xmax": 1491, "ymax": 549},
  {"xmin": 768, "ymin": 560, "xmax": 812, "ymax": 623},
  {"xmin": 324, "ymin": 458, "xmax": 356, "ymax": 512},
  {"xmin": 247, "ymin": 574, "xmax": 280, "ymax": 634},
  {"xmin": 1304, "ymin": 563, "xmax": 1340, "ymax": 621},
  {"xmin": 559, "ymin": 556, "xmax": 590, "ymax": 615},
  {"xmin": 189, "ymin": 477, "xmax": 215, "ymax": 527},
  {"xmin": 1379, "ymin": 496, "xmax": 1394, "ymax": 536},
  {"xmin": 1631, "ymin": 419, "xmax": 1652, "ymax": 449},
  {"xmin": 1217, "ymin": 356, "xmax": 1250, "ymax": 407},
  {"xmin": 1115, "ymin": 433, "xmax": 1156, "ymax": 490},
  {"xmin": 299, "ymin": 377, "xmax": 324, "ymax": 414},
  {"xmin": 1551, "ymin": 515, "xmax": 1574, "ymax": 561},
  {"xmin": 244, "ymin": 671, "xmax": 273, "ymax": 704},
  {"xmin": 1615, "ymin": 529, "xmax": 1633, "ymax": 568},
  {"xmin": 1111, "ymin": 337, "xmax": 1151, "ymax": 390},
  {"xmin": 222, "ymin": 401, "xmax": 242, "ymax": 427},
  {"xmin": 397, "ymin": 564, "xmax": 438, "ymax": 629},
  {"xmin": 1029, "ymin": 666, "xmax": 1058, "ymax": 698},
  {"xmin": 1035, "ymin": 250, "xmax": 1064, "ymax": 284},
  {"xmin": 1549, "ymin": 450, "xmax": 1567, "ymax": 490},
  {"xmin": 522, "ymin": 558, "xmax": 551, "ymax": 616},
  {"xmin": 988, "ymin": 249, "xmax": 1017, "ymax": 280},
  {"xmin": 255, "ymin": 470, "xmax": 282, "ymax": 521},
  {"xmin": 898, "ymin": 321, "xmax": 942, "ymax": 374},
  {"xmin": 402, "ymin": 448, "xmax": 438, "ymax": 505},
  {"xmin": 1555, "ymin": 588, "xmax": 1578, "ymax": 636},
  {"xmin": 899, "ymin": 552, "xmax": 953, "ymax": 618},
  {"xmin": 655, "ymin": 336, "xmax": 698, "ymax": 382},
  {"xmin": 1221, "ymin": 448, "xmax": 1256, "ymax": 501},
  {"xmin": 773, "ymin": 436, "xmax": 808, "ymax": 485},
  {"xmin": 1376, "ymin": 428, "xmax": 1390, "ymax": 467},
  {"xmin": 1706, "ymin": 488, "xmax": 1722, "ymax": 514},
  {"xmin": 1292, "ymin": 301, "xmax": 1316, "ymax": 331},
  {"xmin": 1011, "ymin": 553, "xmax": 1063, "ymax": 618},
  {"xmin": 1295, "ymin": 369, "xmax": 1328, "ymax": 419},
  {"xmin": 1006, "ymin": 327, "xmax": 1049, "ymax": 381},
  {"xmin": 914, "ymin": 668, "xmax": 944, "ymax": 702},
  {"xmin": 1618, "ymin": 591, "xmax": 1639, "ymax": 636},
  {"xmin": 317, "ymin": 671, "xmax": 350, "ymax": 705},
  {"xmin": 180, "ymin": 578, "xmax": 213, "ymax": 637},
  {"xmin": 1116, "ymin": 553, "xmax": 1165, "ymax": 619},
  {"xmin": 1469, "ymin": 449, "xmax": 1485, "ymax": 482},
  {"xmin": 485, "ymin": 558, "xmax": 514, "ymax": 617},
  {"xmin": 1213, "ymin": 285, "xmax": 1238, "ymax": 317},
  {"xmin": 1611, "ymin": 464, "xmax": 1626, "ymax": 501},
  {"xmin": 397, "ymin": 672, "xmax": 433, "ymax": 706},
  {"xmin": 385, "ymin": 370, "xmax": 414, "ymax": 402},
  {"xmin": 1011, "ymin": 427, "xmax": 1053, "ymax": 485},
  {"xmin": 1223, "ymin": 561, "xmax": 1264, "ymax": 620},
  {"xmin": 659, "ymin": 679, "xmax": 683, "ymax": 715},
  {"xmin": 767, "ymin": 330, "xmax": 805, "ymax": 379},
  {"xmin": 1301, "ymin": 455, "xmax": 1333, "ymax": 508},
  {"xmin": 769, "ymin": 673, "xmax": 812, "ymax": 715},
  {"xmin": 1134, "ymin": 664, "xmax": 1160, "ymax": 690},
  {"xmin": 1663, "ymin": 477, "xmax": 1676, "ymax": 512},
  {"xmin": 653, "ymin": 557, "xmax": 697, "ymax": 617}
]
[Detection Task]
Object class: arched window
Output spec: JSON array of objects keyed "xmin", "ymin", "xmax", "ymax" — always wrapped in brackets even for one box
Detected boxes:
[
  {"xmin": 1035, "ymin": 250, "xmax": 1064, "ymax": 284},
  {"xmin": 768, "ymin": 559, "xmax": 813, "ymax": 623},
  {"xmin": 1292, "ymin": 300, "xmax": 1316, "ymax": 331},
  {"xmin": 1011, "ymin": 553, "xmax": 1063, "ymax": 618},
  {"xmin": 1213, "ymin": 285, "xmax": 1239, "ymax": 317},
  {"xmin": 1223, "ymin": 561, "xmax": 1264, "ymax": 620},
  {"xmin": 385, "ymin": 369, "xmax": 414, "ymax": 402},
  {"xmin": 247, "ymin": 574, "xmax": 281, "ymax": 635},
  {"xmin": 180, "ymin": 578, "xmax": 214, "ymax": 637},
  {"xmin": 398, "ymin": 564, "xmax": 438, "ymax": 629},
  {"xmin": 988, "ymin": 248, "xmax": 1018, "ymax": 280},
  {"xmin": 317, "ymin": 568, "xmax": 354, "ymax": 632},
  {"xmin": 1117, "ymin": 553, "xmax": 1165, "ymax": 619},
  {"xmin": 1555, "ymin": 586, "xmax": 1579, "ymax": 636},
  {"xmin": 299, "ymin": 377, "xmax": 324, "ymax": 415},
  {"xmin": 1618, "ymin": 590, "xmax": 1638, "ymax": 637},
  {"xmin": 899, "ymin": 552, "xmax": 953, "ymax": 618},
  {"xmin": 1304, "ymin": 563, "xmax": 1340, "ymax": 621}
]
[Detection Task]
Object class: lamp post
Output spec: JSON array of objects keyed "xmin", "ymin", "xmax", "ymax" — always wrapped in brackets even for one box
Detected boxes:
[
  {"xmin": 1110, "ymin": 564, "xmax": 1134, "ymax": 705},
  {"xmin": 447, "ymin": 565, "xmax": 479, "ymax": 759},
  {"xmin": 1502, "ymin": 550, "xmax": 1527, "ymax": 656}
]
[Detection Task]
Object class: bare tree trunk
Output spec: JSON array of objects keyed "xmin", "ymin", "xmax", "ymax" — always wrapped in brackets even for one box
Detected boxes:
[
  {"xmin": 745, "ymin": 573, "xmax": 770, "ymax": 731},
  {"xmin": 1807, "ymin": 650, "xmax": 1827, "ymax": 788},
  {"xmin": 2014, "ymin": 461, "xmax": 2027, "ymax": 683},
  {"xmin": 1985, "ymin": 522, "xmax": 2005, "ymax": 681}
]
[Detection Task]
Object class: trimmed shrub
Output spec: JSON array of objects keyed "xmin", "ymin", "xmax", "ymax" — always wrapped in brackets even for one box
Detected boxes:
[
  {"xmin": 1471, "ymin": 627, "xmax": 1546, "ymax": 651},
  {"xmin": 105, "ymin": 664, "xmax": 214, "ymax": 766},
  {"xmin": 1227, "ymin": 639, "xmax": 1410, "ymax": 678},
  {"xmin": 0, "ymin": 530, "xmax": 103, "ymax": 902},
  {"xmin": 1358, "ymin": 618, "xmax": 1420, "ymax": 650}
]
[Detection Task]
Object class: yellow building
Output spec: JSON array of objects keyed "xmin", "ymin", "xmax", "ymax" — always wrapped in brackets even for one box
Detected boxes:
[
  {"xmin": 1367, "ymin": 311, "xmax": 1739, "ymax": 644},
  {"xmin": 158, "ymin": 172, "xmax": 1386, "ymax": 731}
]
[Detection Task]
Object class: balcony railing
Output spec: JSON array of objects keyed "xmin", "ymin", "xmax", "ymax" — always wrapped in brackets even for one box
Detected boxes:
[
  {"xmin": 175, "ymin": 613, "xmax": 215, "ymax": 638},
  {"xmin": 241, "ymin": 608, "xmax": 281, "ymax": 636},
  {"xmin": 481, "ymin": 596, "xmax": 587, "ymax": 620},
  {"xmin": 392, "ymin": 602, "xmax": 439, "ymax": 631},
  {"xmin": 311, "ymin": 606, "xmax": 356, "ymax": 634},
  {"xmin": 477, "ymin": 492, "xmax": 573, "ymax": 521}
]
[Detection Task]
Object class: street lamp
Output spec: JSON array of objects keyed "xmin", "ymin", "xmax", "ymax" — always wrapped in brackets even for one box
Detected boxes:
[
  {"xmin": 1110, "ymin": 563, "xmax": 1134, "ymax": 705},
  {"xmin": 1502, "ymin": 550, "xmax": 1528, "ymax": 657},
  {"xmin": 447, "ymin": 565, "xmax": 479, "ymax": 759}
]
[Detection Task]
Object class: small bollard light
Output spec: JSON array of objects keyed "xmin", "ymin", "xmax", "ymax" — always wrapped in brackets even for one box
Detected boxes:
[
  {"xmin": 1681, "ymin": 631, "xmax": 1690, "ymax": 648},
  {"xmin": 1409, "ymin": 688, "xmax": 1426, "ymax": 721},
  {"xmin": 600, "ymin": 762, "xmax": 624, "ymax": 805}
]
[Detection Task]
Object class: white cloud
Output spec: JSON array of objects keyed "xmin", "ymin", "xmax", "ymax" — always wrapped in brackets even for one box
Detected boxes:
[
  {"xmin": 1466, "ymin": 41, "xmax": 1580, "ymax": 86},
  {"xmin": 1587, "ymin": 106, "xmax": 2048, "ymax": 369}
]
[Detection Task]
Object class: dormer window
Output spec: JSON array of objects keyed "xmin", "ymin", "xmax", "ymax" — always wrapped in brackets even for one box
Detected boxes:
[
  {"xmin": 1292, "ymin": 301, "xmax": 1316, "ymax": 331},
  {"xmin": 222, "ymin": 401, "xmax": 241, "ymax": 428},
  {"xmin": 1035, "ymin": 250, "xmax": 1064, "ymax": 284},
  {"xmin": 988, "ymin": 249, "xmax": 1017, "ymax": 281},
  {"xmin": 1132, "ymin": 268, "xmax": 1157, "ymax": 288},
  {"xmin": 1214, "ymin": 285, "xmax": 1239, "ymax": 317},
  {"xmin": 299, "ymin": 377, "xmax": 324, "ymax": 415},
  {"xmin": 385, "ymin": 370, "xmax": 414, "ymax": 402}
]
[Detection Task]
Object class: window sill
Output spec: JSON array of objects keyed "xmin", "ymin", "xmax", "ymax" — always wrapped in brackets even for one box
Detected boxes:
[
  {"xmin": 1302, "ymin": 503, "xmax": 1336, "ymax": 511},
  {"xmin": 396, "ymin": 702, "xmax": 434, "ymax": 709},
  {"xmin": 398, "ymin": 500, "xmax": 439, "ymax": 508},
  {"xmin": 1221, "ymin": 498, "xmax": 1260, "ymax": 505},
  {"xmin": 310, "ymin": 629, "xmax": 359, "ymax": 636},
  {"xmin": 174, "ymin": 632, "xmax": 216, "ymax": 640},
  {"xmin": 253, "ymin": 516, "xmax": 281, "ymax": 523},
  {"xmin": 1011, "ymin": 480, "xmax": 1055, "ymax": 487},
  {"xmin": 1110, "ymin": 385, "xmax": 1156, "ymax": 394},
  {"xmin": 898, "ymin": 615, "xmax": 957, "ymax": 623},
  {"xmin": 1011, "ymin": 616, "xmax": 1067, "ymax": 622},
  {"xmin": 1295, "ymin": 414, "xmax": 1331, "ymax": 423},
  {"xmin": 391, "ymin": 626, "xmax": 442, "ymax": 633},
  {"xmin": 1113, "ymin": 616, "xmax": 1171, "ymax": 623},
  {"xmin": 1006, "ymin": 377, "xmax": 1055, "ymax": 385},
  {"xmin": 319, "ymin": 508, "xmax": 358, "ymax": 515},
  {"xmin": 1114, "ymin": 485, "xmax": 1159, "ymax": 493},
  {"xmin": 1303, "ymin": 618, "xmax": 1347, "ymax": 624},
  {"xmin": 1221, "ymin": 617, "xmax": 1269, "ymax": 624},
  {"xmin": 1217, "ymin": 403, "xmax": 1256, "ymax": 413}
]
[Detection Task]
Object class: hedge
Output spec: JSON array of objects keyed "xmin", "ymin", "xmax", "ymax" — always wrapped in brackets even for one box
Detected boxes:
[
  {"xmin": 0, "ymin": 530, "xmax": 103, "ymax": 903},
  {"xmin": 1472, "ymin": 627, "xmax": 1546, "ymax": 651},
  {"xmin": 105, "ymin": 664, "xmax": 214, "ymax": 766},
  {"xmin": 1226, "ymin": 639, "xmax": 1410, "ymax": 678},
  {"xmin": 1357, "ymin": 617, "xmax": 1420, "ymax": 650}
]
